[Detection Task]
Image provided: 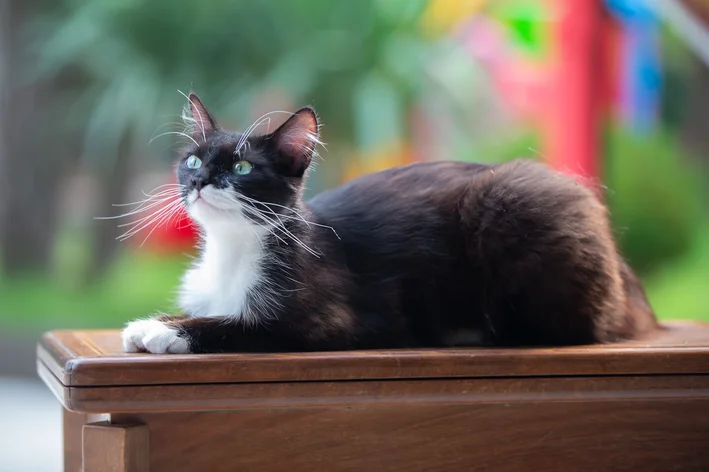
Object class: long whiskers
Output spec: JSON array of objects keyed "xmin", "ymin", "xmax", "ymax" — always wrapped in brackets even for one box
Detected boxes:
[
  {"xmin": 219, "ymin": 193, "xmax": 317, "ymax": 255},
  {"xmin": 236, "ymin": 193, "xmax": 340, "ymax": 239},
  {"xmin": 149, "ymin": 131, "xmax": 199, "ymax": 147},
  {"xmin": 128, "ymin": 199, "xmax": 187, "ymax": 247},
  {"xmin": 178, "ymin": 89, "xmax": 206, "ymax": 143},
  {"xmin": 94, "ymin": 184, "xmax": 189, "ymax": 247},
  {"xmin": 234, "ymin": 110, "xmax": 297, "ymax": 156},
  {"xmin": 222, "ymin": 193, "xmax": 337, "ymax": 257},
  {"xmin": 150, "ymin": 111, "xmax": 200, "ymax": 150},
  {"xmin": 239, "ymin": 205, "xmax": 290, "ymax": 247},
  {"xmin": 235, "ymin": 116, "xmax": 271, "ymax": 156},
  {"xmin": 116, "ymin": 199, "xmax": 185, "ymax": 245}
]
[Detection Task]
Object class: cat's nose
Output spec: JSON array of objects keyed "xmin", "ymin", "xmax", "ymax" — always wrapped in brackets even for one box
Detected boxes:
[{"xmin": 191, "ymin": 175, "xmax": 207, "ymax": 191}]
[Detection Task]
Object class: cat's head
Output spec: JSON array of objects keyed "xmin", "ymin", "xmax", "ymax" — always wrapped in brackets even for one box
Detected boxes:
[{"xmin": 176, "ymin": 94, "xmax": 320, "ymax": 228}]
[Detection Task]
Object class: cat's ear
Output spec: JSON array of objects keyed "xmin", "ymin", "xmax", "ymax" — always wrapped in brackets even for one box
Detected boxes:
[
  {"xmin": 270, "ymin": 107, "xmax": 320, "ymax": 177},
  {"xmin": 185, "ymin": 93, "xmax": 218, "ymax": 141}
]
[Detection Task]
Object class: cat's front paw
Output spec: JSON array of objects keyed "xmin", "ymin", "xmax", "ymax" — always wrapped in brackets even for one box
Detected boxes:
[{"xmin": 122, "ymin": 319, "xmax": 191, "ymax": 354}]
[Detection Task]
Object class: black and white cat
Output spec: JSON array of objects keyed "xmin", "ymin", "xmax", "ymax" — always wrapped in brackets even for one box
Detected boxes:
[{"xmin": 122, "ymin": 94, "xmax": 658, "ymax": 354}]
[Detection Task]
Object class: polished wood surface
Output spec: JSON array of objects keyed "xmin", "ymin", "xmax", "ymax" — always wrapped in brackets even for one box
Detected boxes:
[
  {"xmin": 38, "ymin": 321, "xmax": 709, "ymax": 472},
  {"xmin": 64, "ymin": 411, "xmax": 109, "ymax": 472},
  {"xmin": 82, "ymin": 422, "xmax": 149, "ymax": 472},
  {"xmin": 63, "ymin": 410, "xmax": 86, "ymax": 472},
  {"xmin": 109, "ymin": 400, "xmax": 709, "ymax": 472},
  {"xmin": 52, "ymin": 374, "xmax": 709, "ymax": 414},
  {"xmin": 38, "ymin": 321, "xmax": 709, "ymax": 387}
]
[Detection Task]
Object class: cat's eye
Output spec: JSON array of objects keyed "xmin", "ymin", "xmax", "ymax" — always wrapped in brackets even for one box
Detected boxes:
[
  {"xmin": 185, "ymin": 155, "xmax": 202, "ymax": 169},
  {"xmin": 233, "ymin": 161, "xmax": 253, "ymax": 175}
]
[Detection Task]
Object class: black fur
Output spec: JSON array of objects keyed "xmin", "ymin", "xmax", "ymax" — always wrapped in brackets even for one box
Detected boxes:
[{"xmin": 150, "ymin": 95, "xmax": 658, "ymax": 353}]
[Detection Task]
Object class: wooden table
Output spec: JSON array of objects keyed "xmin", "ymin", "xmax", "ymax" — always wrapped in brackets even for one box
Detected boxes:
[{"xmin": 37, "ymin": 322, "xmax": 709, "ymax": 472}]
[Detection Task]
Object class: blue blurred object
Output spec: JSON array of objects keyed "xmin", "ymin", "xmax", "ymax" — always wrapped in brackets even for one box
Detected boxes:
[{"xmin": 606, "ymin": 0, "xmax": 662, "ymax": 134}]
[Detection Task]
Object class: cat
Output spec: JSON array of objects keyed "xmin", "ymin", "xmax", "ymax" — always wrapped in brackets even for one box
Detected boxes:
[{"xmin": 122, "ymin": 94, "xmax": 658, "ymax": 354}]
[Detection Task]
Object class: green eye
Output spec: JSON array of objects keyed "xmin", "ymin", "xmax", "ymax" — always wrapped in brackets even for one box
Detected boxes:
[
  {"xmin": 185, "ymin": 155, "xmax": 202, "ymax": 169},
  {"xmin": 233, "ymin": 161, "xmax": 253, "ymax": 175}
]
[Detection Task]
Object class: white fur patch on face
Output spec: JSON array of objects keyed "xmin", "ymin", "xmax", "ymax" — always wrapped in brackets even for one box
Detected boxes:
[
  {"xmin": 179, "ymin": 186, "xmax": 273, "ymax": 324},
  {"xmin": 186, "ymin": 186, "xmax": 241, "ymax": 222},
  {"xmin": 122, "ymin": 319, "xmax": 191, "ymax": 354}
]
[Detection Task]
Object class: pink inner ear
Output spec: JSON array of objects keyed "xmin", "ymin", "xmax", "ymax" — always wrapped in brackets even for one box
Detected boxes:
[
  {"xmin": 188, "ymin": 94, "xmax": 216, "ymax": 140},
  {"xmin": 277, "ymin": 110, "xmax": 319, "ymax": 158}
]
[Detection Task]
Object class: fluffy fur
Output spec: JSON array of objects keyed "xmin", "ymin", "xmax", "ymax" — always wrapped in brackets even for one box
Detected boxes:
[
  {"xmin": 122, "ymin": 94, "xmax": 658, "ymax": 354},
  {"xmin": 178, "ymin": 188, "xmax": 273, "ymax": 325}
]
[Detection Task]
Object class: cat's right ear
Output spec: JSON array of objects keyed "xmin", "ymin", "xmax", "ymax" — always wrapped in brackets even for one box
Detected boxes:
[
  {"xmin": 185, "ymin": 93, "xmax": 218, "ymax": 141},
  {"xmin": 269, "ymin": 107, "xmax": 320, "ymax": 177}
]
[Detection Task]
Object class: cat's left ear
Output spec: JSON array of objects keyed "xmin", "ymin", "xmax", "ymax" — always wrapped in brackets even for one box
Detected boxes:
[
  {"xmin": 270, "ymin": 107, "xmax": 320, "ymax": 177},
  {"xmin": 186, "ymin": 93, "xmax": 218, "ymax": 141}
]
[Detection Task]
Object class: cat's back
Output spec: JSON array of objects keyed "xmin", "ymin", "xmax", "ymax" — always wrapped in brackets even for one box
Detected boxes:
[
  {"xmin": 307, "ymin": 160, "xmax": 491, "ymax": 222},
  {"xmin": 305, "ymin": 161, "xmax": 492, "ymax": 273}
]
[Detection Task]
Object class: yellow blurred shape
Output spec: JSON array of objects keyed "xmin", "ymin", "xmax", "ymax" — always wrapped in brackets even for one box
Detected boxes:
[
  {"xmin": 422, "ymin": 0, "xmax": 488, "ymax": 37},
  {"xmin": 342, "ymin": 141, "xmax": 417, "ymax": 183}
]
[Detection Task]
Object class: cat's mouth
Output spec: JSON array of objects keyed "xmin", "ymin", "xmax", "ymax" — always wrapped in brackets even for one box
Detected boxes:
[
  {"xmin": 187, "ymin": 187, "xmax": 238, "ymax": 213},
  {"xmin": 192, "ymin": 194, "xmax": 225, "ymax": 212},
  {"xmin": 193, "ymin": 193, "xmax": 218, "ymax": 208}
]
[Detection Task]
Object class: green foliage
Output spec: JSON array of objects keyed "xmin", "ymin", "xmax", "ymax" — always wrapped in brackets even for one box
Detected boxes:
[
  {"xmin": 489, "ymin": 0, "xmax": 551, "ymax": 59},
  {"xmin": 645, "ymin": 223, "xmax": 709, "ymax": 321},
  {"xmin": 604, "ymin": 125, "xmax": 707, "ymax": 274},
  {"xmin": 0, "ymin": 250, "xmax": 188, "ymax": 332},
  {"xmin": 453, "ymin": 126, "xmax": 542, "ymax": 165},
  {"xmin": 9, "ymin": 0, "xmax": 704, "ymax": 333},
  {"xmin": 29, "ymin": 0, "xmax": 430, "ymax": 168}
]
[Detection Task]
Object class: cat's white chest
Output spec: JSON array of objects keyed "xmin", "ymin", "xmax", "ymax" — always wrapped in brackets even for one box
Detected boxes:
[{"xmin": 178, "ymin": 221, "xmax": 269, "ymax": 323}]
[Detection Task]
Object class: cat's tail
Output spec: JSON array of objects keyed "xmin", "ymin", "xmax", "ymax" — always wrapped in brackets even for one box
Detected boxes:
[{"xmin": 458, "ymin": 158, "xmax": 658, "ymax": 345}]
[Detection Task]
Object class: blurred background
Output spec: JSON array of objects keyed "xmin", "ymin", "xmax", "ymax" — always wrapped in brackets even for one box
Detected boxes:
[{"xmin": 1, "ymin": 0, "xmax": 708, "ymax": 469}]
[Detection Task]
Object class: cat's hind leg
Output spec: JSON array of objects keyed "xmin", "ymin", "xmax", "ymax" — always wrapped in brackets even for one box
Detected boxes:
[{"xmin": 458, "ymin": 159, "xmax": 656, "ymax": 345}]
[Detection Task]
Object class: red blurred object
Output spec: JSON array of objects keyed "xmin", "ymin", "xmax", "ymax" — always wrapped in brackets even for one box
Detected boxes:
[
  {"xmin": 544, "ymin": 0, "xmax": 604, "ymax": 182},
  {"xmin": 459, "ymin": 1, "xmax": 608, "ymax": 183},
  {"xmin": 146, "ymin": 206, "xmax": 198, "ymax": 253},
  {"xmin": 133, "ymin": 176, "xmax": 199, "ymax": 253}
]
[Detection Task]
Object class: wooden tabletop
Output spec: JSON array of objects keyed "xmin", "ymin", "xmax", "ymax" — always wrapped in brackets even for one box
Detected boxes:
[{"xmin": 38, "ymin": 321, "xmax": 709, "ymax": 388}]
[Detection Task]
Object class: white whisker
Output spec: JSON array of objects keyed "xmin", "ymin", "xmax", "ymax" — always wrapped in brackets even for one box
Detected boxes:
[
  {"xmin": 238, "ymin": 204, "xmax": 290, "ymax": 246},
  {"xmin": 151, "ymin": 121, "xmax": 187, "ymax": 135},
  {"xmin": 235, "ymin": 194, "xmax": 339, "ymax": 239},
  {"xmin": 149, "ymin": 131, "xmax": 199, "ymax": 147},
  {"xmin": 235, "ymin": 116, "xmax": 271, "ymax": 156},
  {"xmin": 105, "ymin": 186, "xmax": 185, "ymax": 233},
  {"xmin": 235, "ymin": 194, "xmax": 286, "ymax": 227},
  {"xmin": 229, "ymin": 194, "xmax": 320, "ymax": 257},
  {"xmin": 178, "ymin": 89, "xmax": 206, "ymax": 143},
  {"xmin": 140, "ymin": 188, "xmax": 182, "ymax": 199},
  {"xmin": 136, "ymin": 200, "xmax": 187, "ymax": 247},
  {"xmin": 98, "ymin": 199, "xmax": 178, "ymax": 221},
  {"xmin": 119, "ymin": 197, "xmax": 183, "ymax": 228},
  {"xmin": 234, "ymin": 110, "xmax": 300, "ymax": 156},
  {"xmin": 118, "ymin": 199, "xmax": 184, "ymax": 242},
  {"xmin": 96, "ymin": 187, "xmax": 185, "ymax": 221}
]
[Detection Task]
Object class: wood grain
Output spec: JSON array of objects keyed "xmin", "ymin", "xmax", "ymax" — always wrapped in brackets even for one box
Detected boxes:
[
  {"xmin": 82, "ymin": 422, "xmax": 149, "ymax": 472},
  {"xmin": 110, "ymin": 400, "xmax": 709, "ymax": 472},
  {"xmin": 63, "ymin": 410, "xmax": 86, "ymax": 472},
  {"xmin": 37, "ymin": 360, "xmax": 69, "ymax": 410},
  {"xmin": 38, "ymin": 322, "xmax": 709, "ymax": 387},
  {"xmin": 60, "ymin": 374, "xmax": 709, "ymax": 414},
  {"xmin": 44, "ymin": 323, "xmax": 709, "ymax": 472},
  {"xmin": 63, "ymin": 411, "xmax": 111, "ymax": 472}
]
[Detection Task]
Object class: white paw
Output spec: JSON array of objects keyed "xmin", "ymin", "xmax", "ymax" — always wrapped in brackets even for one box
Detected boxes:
[{"xmin": 121, "ymin": 319, "xmax": 191, "ymax": 354}]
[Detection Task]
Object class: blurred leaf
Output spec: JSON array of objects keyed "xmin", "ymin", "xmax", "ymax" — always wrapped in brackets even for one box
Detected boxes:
[
  {"xmin": 29, "ymin": 0, "xmax": 432, "ymax": 169},
  {"xmin": 605, "ymin": 125, "xmax": 707, "ymax": 274}
]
